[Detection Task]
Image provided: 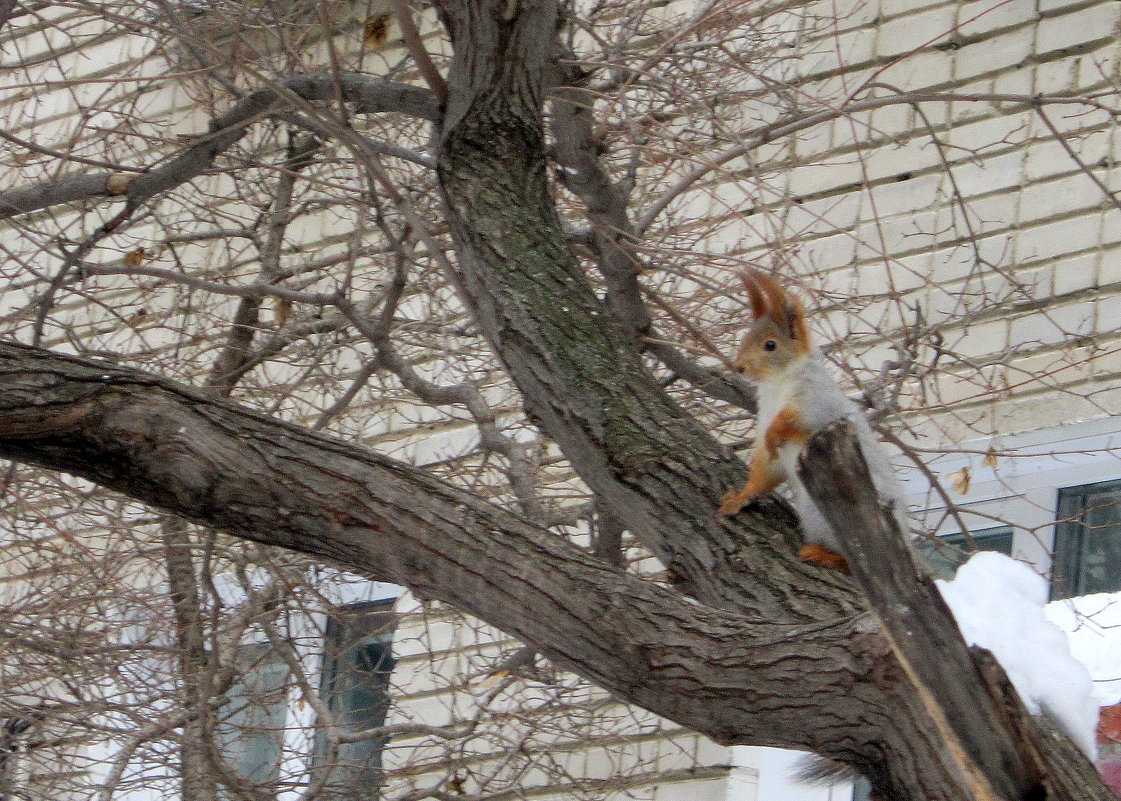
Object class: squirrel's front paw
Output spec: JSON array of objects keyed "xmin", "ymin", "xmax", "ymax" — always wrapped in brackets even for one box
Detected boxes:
[{"xmin": 718, "ymin": 488, "xmax": 749, "ymax": 516}]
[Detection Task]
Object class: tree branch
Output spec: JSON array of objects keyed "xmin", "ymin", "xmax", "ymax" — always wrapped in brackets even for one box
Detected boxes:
[
  {"xmin": 0, "ymin": 73, "xmax": 439, "ymax": 220},
  {"xmin": 0, "ymin": 339, "xmax": 875, "ymax": 754},
  {"xmin": 799, "ymin": 421, "xmax": 1112, "ymax": 801}
]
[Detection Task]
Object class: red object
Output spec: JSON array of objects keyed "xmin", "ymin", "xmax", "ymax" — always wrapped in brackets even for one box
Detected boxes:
[{"xmin": 1098, "ymin": 703, "xmax": 1121, "ymax": 798}]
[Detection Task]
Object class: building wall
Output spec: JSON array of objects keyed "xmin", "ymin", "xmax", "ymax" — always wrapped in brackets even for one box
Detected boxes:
[{"xmin": 1, "ymin": 1, "xmax": 1120, "ymax": 801}]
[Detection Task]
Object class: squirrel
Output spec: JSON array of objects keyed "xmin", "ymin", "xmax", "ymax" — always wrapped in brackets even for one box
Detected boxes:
[{"xmin": 717, "ymin": 270, "xmax": 909, "ymax": 571}]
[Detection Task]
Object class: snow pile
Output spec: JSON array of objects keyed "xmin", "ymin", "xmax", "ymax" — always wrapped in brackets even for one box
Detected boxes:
[
  {"xmin": 1045, "ymin": 592, "xmax": 1121, "ymax": 708},
  {"xmin": 936, "ymin": 551, "xmax": 1098, "ymax": 759}
]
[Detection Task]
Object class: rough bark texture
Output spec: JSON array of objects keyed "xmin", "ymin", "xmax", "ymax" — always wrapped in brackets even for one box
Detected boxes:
[
  {"xmin": 0, "ymin": 341, "xmax": 873, "ymax": 750},
  {"xmin": 799, "ymin": 422, "xmax": 1114, "ymax": 801},
  {"xmin": 435, "ymin": 0, "xmax": 839, "ymax": 621}
]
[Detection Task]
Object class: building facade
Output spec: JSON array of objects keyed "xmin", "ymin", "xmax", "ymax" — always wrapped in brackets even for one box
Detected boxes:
[{"xmin": 1, "ymin": 0, "xmax": 1121, "ymax": 800}]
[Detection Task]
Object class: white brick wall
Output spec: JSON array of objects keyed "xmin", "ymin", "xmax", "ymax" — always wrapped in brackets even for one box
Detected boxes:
[{"xmin": 2, "ymin": 1, "xmax": 1121, "ymax": 800}]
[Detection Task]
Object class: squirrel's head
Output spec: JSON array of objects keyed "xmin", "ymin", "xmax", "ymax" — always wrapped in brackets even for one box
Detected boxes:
[{"xmin": 732, "ymin": 270, "xmax": 811, "ymax": 379}]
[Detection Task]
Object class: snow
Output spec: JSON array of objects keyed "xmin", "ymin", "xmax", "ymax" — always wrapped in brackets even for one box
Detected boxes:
[
  {"xmin": 1046, "ymin": 591, "xmax": 1121, "ymax": 708},
  {"xmin": 936, "ymin": 552, "xmax": 1099, "ymax": 759}
]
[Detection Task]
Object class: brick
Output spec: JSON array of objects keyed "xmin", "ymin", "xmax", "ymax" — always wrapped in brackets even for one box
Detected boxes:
[
  {"xmin": 992, "ymin": 64, "xmax": 1036, "ymax": 96},
  {"xmin": 1040, "ymin": 0, "xmax": 1101, "ymax": 11},
  {"xmin": 1009, "ymin": 298, "xmax": 1095, "ymax": 347},
  {"xmin": 880, "ymin": 0, "xmax": 950, "ymax": 15},
  {"xmin": 958, "ymin": 0, "xmax": 1037, "ymax": 38},
  {"xmin": 791, "ymin": 112, "xmax": 835, "ymax": 160},
  {"xmin": 953, "ymin": 30, "xmax": 1035, "ymax": 81},
  {"xmin": 798, "ymin": 229, "xmax": 859, "ymax": 270},
  {"xmin": 855, "ymin": 252, "xmax": 932, "ymax": 294},
  {"xmin": 1033, "ymin": 57, "xmax": 1081, "ymax": 94},
  {"xmin": 788, "ymin": 156, "xmax": 866, "ymax": 197},
  {"xmin": 781, "ymin": 191, "xmax": 863, "ymax": 234},
  {"xmin": 866, "ymin": 172, "xmax": 942, "ymax": 213},
  {"xmin": 803, "ymin": 0, "xmax": 880, "ymax": 33},
  {"xmin": 943, "ymin": 112, "xmax": 1033, "ymax": 155},
  {"xmin": 1094, "ymin": 291, "xmax": 1121, "ymax": 332},
  {"xmin": 654, "ymin": 779, "xmax": 729, "ymax": 801},
  {"xmin": 878, "ymin": 47, "xmax": 955, "ymax": 90},
  {"xmin": 1035, "ymin": 3, "xmax": 1120, "ymax": 58},
  {"xmin": 798, "ymin": 28, "xmax": 877, "ymax": 78},
  {"xmin": 861, "ymin": 138, "xmax": 944, "ymax": 184},
  {"xmin": 946, "ymin": 191, "xmax": 1020, "ymax": 236},
  {"xmin": 948, "ymin": 318, "xmax": 1013, "ymax": 360},
  {"xmin": 930, "ymin": 236, "xmax": 1015, "ymax": 286},
  {"xmin": 1079, "ymin": 45, "xmax": 1120, "ymax": 87},
  {"xmin": 855, "ymin": 211, "xmax": 939, "ymax": 260},
  {"xmin": 948, "ymin": 150, "xmax": 1026, "ymax": 197},
  {"xmin": 1051, "ymin": 252, "xmax": 1100, "ymax": 295},
  {"xmin": 1019, "ymin": 173, "xmax": 1109, "ymax": 225},
  {"xmin": 1012, "ymin": 263, "xmax": 1057, "ymax": 302},
  {"xmin": 878, "ymin": 5, "xmax": 957, "ymax": 58},
  {"xmin": 1024, "ymin": 134, "xmax": 1111, "ymax": 182},
  {"xmin": 1015, "ymin": 213, "xmax": 1103, "ymax": 263}
]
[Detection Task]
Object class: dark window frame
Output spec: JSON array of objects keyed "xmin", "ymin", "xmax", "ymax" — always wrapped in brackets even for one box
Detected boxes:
[
  {"xmin": 1052, "ymin": 478, "xmax": 1121, "ymax": 599},
  {"xmin": 312, "ymin": 599, "xmax": 398, "ymax": 800},
  {"xmin": 917, "ymin": 525, "xmax": 1014, "ymax": 578}
]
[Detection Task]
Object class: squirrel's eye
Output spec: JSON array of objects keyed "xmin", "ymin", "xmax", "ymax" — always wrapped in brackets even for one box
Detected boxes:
[{"xmin": 763, "ymin": 340, "xmax": 777, "ymax": 351}]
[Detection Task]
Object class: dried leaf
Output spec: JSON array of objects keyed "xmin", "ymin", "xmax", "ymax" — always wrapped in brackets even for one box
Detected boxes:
[
  {"xmin": 123, "ymin": 248, "xmax": 145, "ymax": 266},
  {"xmin": 273, "ymin": 297, "xmax": 293, "ymax": 326},
  {"xmin": 104, "ymin": 173, "xmax": 134, "ymax": 195},
  {"xmin": 364, "ymin": 13, "xmax": 391, "ymax": 49},
  {"xmin": 948, "ymin": 466, "xmax": 971, "ymax": 495},
  {"xmin": 476, "ymin": 669, "xmax": 508, "ymax": 689},
  {"xmin": 126, "ymin": 308, "xmax": 148, "ymax": 327},
  {"xmin": 982, "ymin": 448, "xmax": 998, "ymax": 469}
]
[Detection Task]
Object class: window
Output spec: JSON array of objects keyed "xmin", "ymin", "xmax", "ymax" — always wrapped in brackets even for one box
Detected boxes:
[
  {"xmin": 216, "ymin": 643, "xmax": 290, "ymax": 788},
  {"xmin": 313, "ymin": 600, "xmax": 397, "ymax": 800},
  {"xmin": 852, "ymin": 777, "xmax": 873, "ymax": 801},
  {"xmin": 1052, "ymin": 479, "xmax": 1121, "ymax": 599},
  {"xmin": 917, "ymin": 526, "xmax": 1014, "ymax": 578}
]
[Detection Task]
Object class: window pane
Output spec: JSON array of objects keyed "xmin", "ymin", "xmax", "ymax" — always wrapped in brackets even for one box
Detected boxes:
[
  {"xmin": 314, "ymin": 601, "xmax": 397, "ymax": 800},
  {"xmin": 1053, "ymin": 480, "xmax": 1121, "ymax": 599},
  {"xmin": 852, "ymin": 777, "xmax": 873, "ymax": 801},
  {"xmin": 917, "ymin": 527, "xmax": 1014, "ymax": 578},
  {"xmin": 216, "ymin": 643, "xmax": 289, "ymax": 788}
]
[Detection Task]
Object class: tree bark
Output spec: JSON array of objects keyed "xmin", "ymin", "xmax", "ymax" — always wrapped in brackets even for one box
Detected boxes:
[
  {"xmin": 799, "ymin": 422, "xmax": 1114, "ymax": 801},
  {"xmin": 0, "ymin": 341, "xmax": 871, "ymax": 751},
  {"xmin": 435, "ymin": 0, "xmax": 841, "ymax": 620}
]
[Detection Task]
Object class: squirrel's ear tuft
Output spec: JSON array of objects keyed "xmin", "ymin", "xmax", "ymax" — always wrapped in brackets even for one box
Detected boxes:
[
  {"xmin": 740, "ymin": 271, "xmax": 769, "ymax": 319},
  {"xmin": 753, "ymin": 271, "xmax": 789, "ymax": 328},
  {"xmin": 784, "ymin": 299, "xmax": 811, "ymax": 351}
]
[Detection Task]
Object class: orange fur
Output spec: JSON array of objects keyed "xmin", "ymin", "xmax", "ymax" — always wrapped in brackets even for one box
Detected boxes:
[
  {"xmin": 798, "ymin": 543, "xmax": 849, "ymax": 573},
  {"xmin": 740, "ymin": 272, "xmax": 769, "ymax": 319},
  {"xmin": 718, "ymin": 447, "xmax": 783, "ymax": 515},
  {"xmin": 764, "ymin": 406, "xmax": 811, "ymax": 458}
]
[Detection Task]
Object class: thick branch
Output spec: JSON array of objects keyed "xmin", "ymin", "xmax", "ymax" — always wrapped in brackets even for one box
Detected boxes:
[
  {"xmin": 436, "ymin": 0, "xmax": 838, "ymax": 619},
  {"xmin": 0, "ymin": 340, "xmax": 873, "ymax": 751},
  {"xmin": 549, "ymin": 75, "xmax": 756, "ymax": 412}
]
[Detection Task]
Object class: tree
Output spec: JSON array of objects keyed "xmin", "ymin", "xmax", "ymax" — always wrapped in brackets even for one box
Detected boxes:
[{"xmin": 0, "ymin": 1, "xmax": 1119, "ymax": 799}]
